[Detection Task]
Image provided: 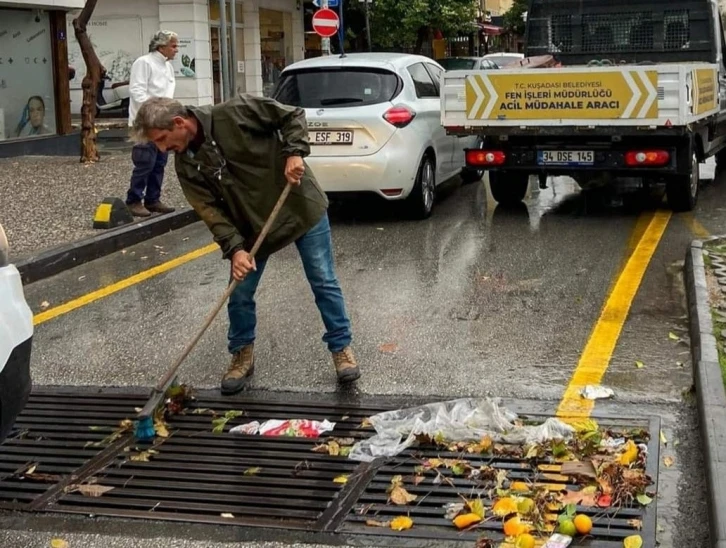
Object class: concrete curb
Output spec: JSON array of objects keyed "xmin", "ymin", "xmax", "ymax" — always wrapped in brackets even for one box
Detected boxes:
[
  {"xmin": 685, "ymin": 239, "xmax": 726, "ymax": 548},
  {"xmin": 16, "ymin": 208, "xmax": 200, "ymax": 285}
]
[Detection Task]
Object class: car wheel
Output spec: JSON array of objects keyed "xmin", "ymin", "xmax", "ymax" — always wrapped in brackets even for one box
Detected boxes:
[
  {"xmin": 406, "ymin": 154, "xmax": 436, "ymax": 219},
  {"xmin": 461, "ymin": 140, "xmax": 485, "ymax": 185},
  {"xmin": 489, "ymin": 171, "xmax": 530, "ymax": 207},
  {"xmin": 666, "ymin": 152, "xmax": 699, "ymax": 212}
]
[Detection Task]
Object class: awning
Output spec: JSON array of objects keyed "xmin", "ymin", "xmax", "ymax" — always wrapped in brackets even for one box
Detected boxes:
[{"xmin": 476, "ymin": 22, "xmax": 504, "ymax": 35}]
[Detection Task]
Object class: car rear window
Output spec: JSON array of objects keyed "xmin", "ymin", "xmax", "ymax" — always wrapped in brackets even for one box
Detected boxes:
[
  {"xmin": 438, "ymin": 58, "xmax": 478, "ymax": 70},
  {"xmin": 274, "ymin": 68, "xmax": 401, "ymax": 108}
]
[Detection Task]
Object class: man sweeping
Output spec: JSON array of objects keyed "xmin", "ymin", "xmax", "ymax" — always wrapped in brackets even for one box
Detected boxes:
[{"xmin": 130, "ymin": 95, "xmax": 360, "ymax": 394}]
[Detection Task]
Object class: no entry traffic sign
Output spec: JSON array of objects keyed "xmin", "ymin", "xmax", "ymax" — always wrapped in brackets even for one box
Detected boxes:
[{"xmin": 312, "ymin": 8, "xmax": 340, "ymax": 38}]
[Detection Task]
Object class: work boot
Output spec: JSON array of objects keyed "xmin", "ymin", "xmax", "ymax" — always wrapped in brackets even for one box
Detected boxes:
[
  {"xmin": 332, "ymin": 347, "xmax": 360, "ymax": 384},
  {"xmin": 128, "ymin": 202, "xmax": 151, "ymax": 217},
  {"xmin": 221, "ymin": 344, "xmax": 255, "ymax": 395},
  {"xmin": 146, "ymin": 201, "xmax": 176, "ymax": 214}
]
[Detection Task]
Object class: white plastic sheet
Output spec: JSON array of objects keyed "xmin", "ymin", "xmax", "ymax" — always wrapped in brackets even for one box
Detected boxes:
[{"xmin": 348, "ymin": 398, "xmax": 575, "ymax": 462}]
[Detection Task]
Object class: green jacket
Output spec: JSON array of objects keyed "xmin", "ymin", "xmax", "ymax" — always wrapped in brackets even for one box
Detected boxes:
[{"xmin": 174, "ymin": 94, "xmax": 328, "ymax": 261}]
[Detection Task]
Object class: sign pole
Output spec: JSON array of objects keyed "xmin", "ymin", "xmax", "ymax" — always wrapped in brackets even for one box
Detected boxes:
[
  {"xmin": 363, "ymin": 0, "xmax": 371, "ymax": 52},
  {"xmin": 321, "ymin": 0, "xmax": 330, "ymax": 56},
  {"xmin": 338, "ymin": 0, "xmax": 346, "ymax": 57}
]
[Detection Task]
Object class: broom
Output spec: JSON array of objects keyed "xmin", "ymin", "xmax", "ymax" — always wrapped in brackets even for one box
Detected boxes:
[{"xmin": 134, "ymin": 181, "xmax": 295, "ymax": 441}]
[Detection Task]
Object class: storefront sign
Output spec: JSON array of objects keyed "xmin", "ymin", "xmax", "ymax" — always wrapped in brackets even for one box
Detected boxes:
[
  {"xmin": 172, "ymin": 38, "xmax": 196, "ymax": 78},
  {"xmin": 0, "ymin": 8, "xmax": 56, "ymax": 141},
  {"xmin": 66, "ymin": 16, "xmax": 143, "ymax": 90}
]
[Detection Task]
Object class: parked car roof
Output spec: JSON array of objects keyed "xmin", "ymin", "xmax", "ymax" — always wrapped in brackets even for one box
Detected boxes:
[{"xmin": 282, "ymin": 52, "xmax": 440, "ymax": 72}]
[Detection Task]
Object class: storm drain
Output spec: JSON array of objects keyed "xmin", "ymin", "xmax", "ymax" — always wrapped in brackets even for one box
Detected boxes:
[{"xmin": 0, "ymin": 390, "xmax": 658, "ymax": 546}]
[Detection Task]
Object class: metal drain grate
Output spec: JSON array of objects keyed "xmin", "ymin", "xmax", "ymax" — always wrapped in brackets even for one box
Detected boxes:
[
  {"xmin": 339, "ymin": 415, "xmax": 660, "ymax": 547},
  {"xmin": 0, "ymin": 390, "xmax": 659, "ymax": 547}
]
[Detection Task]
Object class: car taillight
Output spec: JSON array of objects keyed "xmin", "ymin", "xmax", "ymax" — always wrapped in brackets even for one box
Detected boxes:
[
  {"xmin": 466, "ymin": 149, "xmax": 506, "ymax": 166},
  {"xmin": 624, "ymin": 150, "xmax": 670, "ymax": 167},
  {"xmin": 383, "ymin": 106, "xmax": 415, "ymax": 128}
]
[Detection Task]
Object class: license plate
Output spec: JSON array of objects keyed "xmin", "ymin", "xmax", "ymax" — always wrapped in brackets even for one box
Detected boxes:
[
  {"xmin": 537, "ymin": 150, "xmax": 594, "ymax": 166},
  {"xmin": 309, "ymin": 130, "xmax": 354, "ymax": 145}
]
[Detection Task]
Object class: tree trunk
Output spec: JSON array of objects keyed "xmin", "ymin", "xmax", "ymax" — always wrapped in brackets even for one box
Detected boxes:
[
  {"xmin": 414, "ymin": 26, "xmax": 431, "ymax": 55},
  {"xmin": 72, "ymin": 0, "xmax": 105, "ymax": 163}
]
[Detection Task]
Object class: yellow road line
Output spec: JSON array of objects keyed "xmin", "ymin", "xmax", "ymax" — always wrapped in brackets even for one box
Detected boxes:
[
  {"xmin": 556, "ymin": 210, "xmax": 672, "ymax": 419},
  {"xmin": 681, "ymin": 213, "xmax": 711, "ymax": 239},
  {"xmin": 34, "ymin": 243, "xmax": 218, "ymax": 326}
]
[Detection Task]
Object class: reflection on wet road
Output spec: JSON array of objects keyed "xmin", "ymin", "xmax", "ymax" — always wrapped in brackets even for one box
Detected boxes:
[{"xmin": 21, "ymin": 170, "xmax": 726, "ymax": 548}]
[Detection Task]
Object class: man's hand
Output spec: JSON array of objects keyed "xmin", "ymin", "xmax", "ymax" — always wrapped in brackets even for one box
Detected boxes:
[
  {"xmin": 285, "ymin": 156, "xmax": 305, "ymax": 185},
  {"xmin": 231, "ymin": 250, "xmax": 256, "ymax": 281}
]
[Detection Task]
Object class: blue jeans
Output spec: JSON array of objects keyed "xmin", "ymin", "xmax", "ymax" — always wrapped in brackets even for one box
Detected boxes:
[
  {"xmin": 227, "ymin": 213, "xmax": 352, "ymax": 353},
  {"xmin": 126, "ymin": 142, "xmax": 168, "ymax": 205}
]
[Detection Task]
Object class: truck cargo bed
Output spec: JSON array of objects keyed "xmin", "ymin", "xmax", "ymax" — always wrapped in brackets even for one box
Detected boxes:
[{"xmin": 441, "ymin": 64, "xmax": 719, "ymax": 130}]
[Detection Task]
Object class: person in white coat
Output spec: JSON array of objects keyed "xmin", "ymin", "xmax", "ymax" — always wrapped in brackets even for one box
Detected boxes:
[{"xmin": 125, "ymin": 30, "xmax": 179, "ymax": 217}]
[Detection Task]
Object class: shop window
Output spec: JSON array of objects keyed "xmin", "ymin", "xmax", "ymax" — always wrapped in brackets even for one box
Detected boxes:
[
  {"xmin": 260, "ymin": 8, "xmax": 292, "ymax": 97},
  {"xmin": 0, "ymin": 8, "xmax": 57, "ymax": 141}
]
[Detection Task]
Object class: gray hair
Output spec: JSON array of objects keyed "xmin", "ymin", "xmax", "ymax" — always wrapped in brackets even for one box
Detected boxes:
[
  {"xmin": 149, "ymin": 30, "xmax": 178, "ymax": 52},
  {"xmin": 130, "ymin": 97, "xmax": 188, "ymax": 143}
]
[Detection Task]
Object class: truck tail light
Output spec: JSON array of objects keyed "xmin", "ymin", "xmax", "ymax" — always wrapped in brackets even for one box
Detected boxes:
[
  {"xmin": 624, "ymin": 150, "xmax": 670, "ymax": 167},
  {"xmin": 383, "ymin": 106, "xmax": 416, "ymax": 128},
  {"xmin": 466, "ymin": 149, "xmax": 506, "ymax": 166}
]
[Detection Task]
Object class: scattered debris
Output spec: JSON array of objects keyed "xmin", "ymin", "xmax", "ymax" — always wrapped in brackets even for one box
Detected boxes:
[
  {"xmin": 581, "ymin": 385, "xmax": 615, "ymax": 400},
  {"xmin": 50, "ymin": 540, "xmax": 69, "ymax": 548},
  {"xmin": 333, "ymin": 475, "xmax": 349, "ymax": 484},
  {"xmin": 663, "ymin": 456, "xmax": 674, "ymax": 467},
  {"xmin": 230, "ymin": 418, "xmax": 335, "ymax": 438},
  {"xmin": 40, "ymin": 301, "xmax": 50, "ymax": 310},
  {"xmin": 378, "ymin": 342, "xmax": 398, "ymax": 353},
  {"xmin": 221, "ymin": 513, "xmax": 234, "ymax": 518},
  {"xmin": 635, "ymin": 360, "xmax": 645, "ymax": 369},
  {"xmin": 243, "ymin": 467, "xmax": 261, "ymax": 476}
]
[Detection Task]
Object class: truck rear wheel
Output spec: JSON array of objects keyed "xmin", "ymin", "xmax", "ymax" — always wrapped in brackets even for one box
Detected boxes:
[
  {"xmin": 666, "ymin": 152, "xmax": 699, "ymax": 212},
  {"xmin": 489, "ymin": 171, "xmax": 529, "ymax": 207}
]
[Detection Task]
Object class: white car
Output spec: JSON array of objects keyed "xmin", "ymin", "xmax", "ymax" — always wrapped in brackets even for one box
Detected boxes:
[
  {"xmin": 274, "ymin": 53, "xmax": 482, "ymax": 219},
  {"xmin": 482, "ymin": 52, "xmax": 525, "ymax": 68},
  {"xmin": 0, "ymin": 223, "xmax": 33, "ymax": 443}
]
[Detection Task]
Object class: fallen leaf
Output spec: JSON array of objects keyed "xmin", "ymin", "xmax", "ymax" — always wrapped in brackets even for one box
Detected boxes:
[
  {"xmin": 221, "ymin": 513, "xmax": 234, "ymax": 518},
  {"xmin": 390, "ymin": 516, "xmax": 413, "ymax": 531},
  {"xmin": 50, "ymin": 540, "xmax": 69, "ymax": 548},
  {"xmin": 129, "ymin": 450, "xmax": 157, "ymax": 462},
  {"xmin": 334, "ymin": 475, "xmax": 349, "ymax": 484},
  {"xmin": 570, "ymin": 419, "xmax": 599, "ymax": 433},
  {"xmin": 663, "ymin": 456, "xmax": 674, "ymax": 467},
  {"xmin": 660, "ymin": 430, "xmax": 668, "ymax": 446},
  {"xmin": 492, "ymin": 497, "xmax": 518, "ymax": 516},
  {"xmin": 378, "ymin": 342, "xmax": 398, "ymax": 353},
  {"xmin": 366, "ymin": 519, "xmax": 390, "ymax": 527},
  {"xmin": 668, "ymin": 332, "xmax": 680, "ymax": 341},
  {"xmin": 467, "ymin": 498, "xmax": 486, "ymax": 519},
  {"xmin": 444, "ymin": 502, "xmax": 465, "ymax": 519},
  {"xmin": 25, "ymin": 472, "xmax": 62, "ymax": 483},
  {"xmin": 389, "ymin": 485, "xmax": 417, "ymax": 505},
  {"xmin": 360, "ymin": 418, "xmax": 373, "ymax": 428},
  {"xmin": 413, "ymin": 475, "xmax": 425, "ymax": 485},
  {"xmin": 72, "ymin": 484, "xmax": 115, "ymax": 497},
  {"xmin": 154, "ymin": 421, "xmax": 169, "ymax": 438},
  {"xmin": 559, "ymin": 489, "xmax": 598, "ymax": 507},
  {"xmin": 624, "ymin": 535, "xmax": 643, "ymax": 548},
  {"xmin": 327, "ymin": 441, "xmax": 340, "ymax": 456},
  {"xmin": 628, "ymin": 518, "xmax": 643, "ymax": 530},
  {"xmin": 453, "ymin": 512, "xmax": 482, "ymax": 529},
  {"xmin": 635, "ymin": 360, "xmax": 645, "ymax": 369},
  {"xmin": 618, "ymin": 440, "xmax": 639, "ymax": 466},
  {"xmin": 244, "ymin": 467, "xmax": 261, "ymax": 476}
]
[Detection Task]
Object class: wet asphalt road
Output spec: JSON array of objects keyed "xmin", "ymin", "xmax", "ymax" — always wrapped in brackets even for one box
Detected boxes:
[{"xmin": 3, "ymin": 167, "xmax": 726, "ymax": 547}]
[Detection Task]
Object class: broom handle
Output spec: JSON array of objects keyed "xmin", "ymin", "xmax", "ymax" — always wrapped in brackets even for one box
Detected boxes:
[{"xmin": 152, "ymin": 182, "xmax": 294, "ymax": 393}]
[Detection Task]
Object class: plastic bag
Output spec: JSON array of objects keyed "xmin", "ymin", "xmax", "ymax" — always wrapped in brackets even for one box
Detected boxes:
[
  {"xmin": 230, "ymin": 419, "xmax": 335, "ymax": 438},
  {"xmin": 348, "ymin": 397, "xmax": 574, "ymax": 462}
]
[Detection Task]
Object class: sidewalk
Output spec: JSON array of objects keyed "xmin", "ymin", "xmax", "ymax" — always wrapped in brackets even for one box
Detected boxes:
[{"xmin": 0, "ymin": 134, "xmax": 188, "ymax": 262}]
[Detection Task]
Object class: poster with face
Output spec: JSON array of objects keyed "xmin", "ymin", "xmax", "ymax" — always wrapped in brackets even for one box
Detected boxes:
[{"xmin": 0, "ymin": 8, "xmax": 56, "ymax": 141}]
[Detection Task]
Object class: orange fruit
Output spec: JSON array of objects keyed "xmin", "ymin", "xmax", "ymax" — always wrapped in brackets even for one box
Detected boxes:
[
  {"xmin": 503, "ymin": 516, "xmax": 529, "ymax": 537},
  {"xmin": 574, "ymin": 514, "xmax": 593, "ymax": 534}
]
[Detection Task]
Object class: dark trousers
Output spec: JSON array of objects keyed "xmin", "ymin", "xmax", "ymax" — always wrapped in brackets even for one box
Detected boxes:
[{"xmin": 126, "ymin": 142, "xmax": 168, "ymax": 205}]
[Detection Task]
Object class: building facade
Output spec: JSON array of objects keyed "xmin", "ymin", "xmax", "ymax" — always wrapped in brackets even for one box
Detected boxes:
[
  {"xmin": 0, "ymin": 0, "xmax": 306, "ymax": 148},
  {"xmin": 0, "ymin": 0, "xmax": 82, "ymax": 143},
  {"xmin": 65, "ymin": 0, "xmax": 305, "ymax": 114}
]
